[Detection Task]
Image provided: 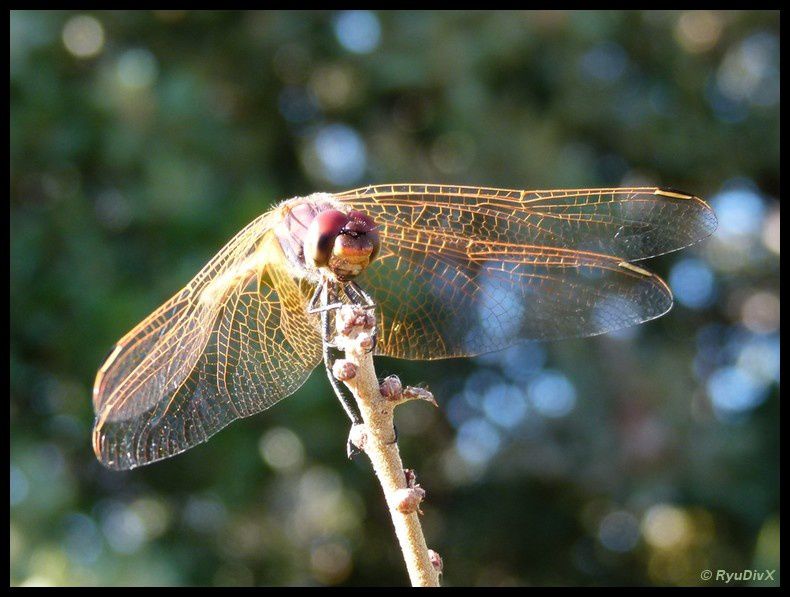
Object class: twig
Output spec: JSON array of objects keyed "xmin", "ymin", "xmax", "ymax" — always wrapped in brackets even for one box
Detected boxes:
[{"xmin": 333, "ymin": 305, "xmax": 441, "ymax": 587}]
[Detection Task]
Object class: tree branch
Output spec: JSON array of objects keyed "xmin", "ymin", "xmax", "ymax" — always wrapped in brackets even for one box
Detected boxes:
[{"xmin": 333, "ymin": 305, "xmax": 441, "ymax": 587}]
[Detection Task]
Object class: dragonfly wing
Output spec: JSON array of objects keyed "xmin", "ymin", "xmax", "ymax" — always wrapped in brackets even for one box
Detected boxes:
[
  {"xmin": 338, "ymin": 184, "xmax": 717, "ymax": 261},
  {"xmin": 357, "ymin": 236, "xmax": 672, "ymax": 359},
  {"xmin": 92, "ymin": 218, "xmax": 321, "ymax": 470},
  {"xmin": 338, "ymin": 185, "xmax": 714, "ymax": 360}
]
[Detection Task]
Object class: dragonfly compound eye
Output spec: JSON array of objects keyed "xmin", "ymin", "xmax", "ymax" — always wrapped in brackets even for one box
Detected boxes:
[{"xmin": 304, "ymin": 209, "xmax": 350, "ymax": 268}]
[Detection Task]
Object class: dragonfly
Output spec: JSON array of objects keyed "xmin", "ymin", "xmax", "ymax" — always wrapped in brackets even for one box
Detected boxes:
[{"xmin": 92, "ymin": 184, "xmax": 716, "ymax": 470}]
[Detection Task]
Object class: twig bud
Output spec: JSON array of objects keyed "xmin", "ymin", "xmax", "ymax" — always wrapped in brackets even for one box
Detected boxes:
[
  {"xmin": 396, "ymin": 469, "xmax": 425, "ymax": 514},
  {"xmin": 332, "ymin": 359, "xmax": 357, "ymax": 381},
  {"xmin": 348, "ymin": 423, "xmax": 368, "ymax": 453},
  {"xmin": 428, "ymin": 550, "xmax": 443, "ymax": 574},
  {"xmin": 356, "ymin": 332, "xmax": 374, "ymax": 353},
  {"xmin": 336, "ymin": 305, "xmax": 375, "ymax": 335},
  {"xmin": 395, "ymin": 486, "xmax": 426, "ymax": 515},
  {"xmin": 334, "ymin": 305, "xmax": 376, "ymax": 356},
  {"xmin": 380, "ymin": 375, "xmax": 403, "ymax": 400}
]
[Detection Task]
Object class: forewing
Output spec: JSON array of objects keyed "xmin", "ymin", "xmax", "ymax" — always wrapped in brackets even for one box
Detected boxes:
[
  {"xmin": 338, "ymin": 184, "xmax": 715, "ymax": 360},
  {"xmin": 92, "ymin": 216, "xmax": 321, "ymax": 470},
  {"xmin": 338, "ymin": 184, "xmax": 716, "ymax": 261}
]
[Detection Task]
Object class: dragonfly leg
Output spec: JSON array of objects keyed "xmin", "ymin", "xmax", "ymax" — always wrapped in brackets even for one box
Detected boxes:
[
  {"xmin": 310, "ymin": 300, "xmax": 346, "ymax": 315},
  {"xmin": 343, "ymin": 281, "xmax": 378, "ymax": 353},
  {"xmin": 309, "ymin": 280, "xmax": 342, "ymax": 347},
  {"xmin": 320, "ymin": 281, "xmax": 364, "ymax": 458},
  {"xmin": 306, "ymin": 282, "xmax": 323, "ymax": 313},
  {"xmin": 308, "ymin": 282, "xmax": 344, "ymax": 317},
  {"xmin": 345, "ymin": 280, "xmax": 376, "ymax": 309}
]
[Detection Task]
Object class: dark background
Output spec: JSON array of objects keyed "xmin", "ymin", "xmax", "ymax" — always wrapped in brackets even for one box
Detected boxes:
[{"xmin": 10, "ymin": 10, "xmax": 779, "ymax": 586}]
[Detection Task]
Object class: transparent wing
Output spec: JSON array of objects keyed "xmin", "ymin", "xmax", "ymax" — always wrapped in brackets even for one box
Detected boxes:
[
  {"xmin": 92, "ymin": 216, "xmax": 321, "ymax": 470},
  {"xmin": 339, "ymin": 184, "xmax": 716, "ymax": 261},
  {"xmin": 338, "ymin": 184, "xmax": 716, "ymax": 360}
]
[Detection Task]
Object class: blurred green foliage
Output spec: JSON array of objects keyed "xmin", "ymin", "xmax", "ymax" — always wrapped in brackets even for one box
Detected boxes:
[{"xmin": 11, "ymin": 10, "xmax": 779, "ymax": 586}]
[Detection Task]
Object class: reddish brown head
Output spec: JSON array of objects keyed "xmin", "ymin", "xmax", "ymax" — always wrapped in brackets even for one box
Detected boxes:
[{"xmin": 303, "ymin": 209, "xmax": 380, "ymax": 280}]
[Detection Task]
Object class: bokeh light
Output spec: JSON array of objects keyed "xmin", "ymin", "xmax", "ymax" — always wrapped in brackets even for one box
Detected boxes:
[
  {"xmin": 456, "ymin": 418, "xmax": 502, "ymax": 465},
  {"xmin": 707, "ymin": 366, "xmax": 769, "ymax": 422},
  {"xmin": 598, "ymin": 510, "xmax": 640, "ymax": 553},
  {"xmin": 482, "ymin": 383, "xmax": 529, "ymax": 429},
  {"xmin": 674, "ymin": 11, "xmax": 724, "ymax": 54},
  {"xmin": 99, "ymin": 502, "xmax": 147, "ymax": 555},
  {"xmin": 669, "ymin": 258, "xmax": 716, "ymax": 310},
  {"xmin": 642, "ymin": 505, "xmax": 692, "ymax": 550},
  {"xmin": 62, "ymin": 15, "xmax": 104, "ymax": 58},
  {"xmin": 736, "ymin": 334, "xmax": 780, "ymax": 384},
  {"xmin": 739, "ymin": 291, "xmax": 780, "ymax": 335},
  {"xmin": 259, "ymin": 427, "xmax": 305, "ymax": 473},
  {"xmin": 116, "ymin": 49, "xmax": 159, "ymax": 90},
  {"xmin": 528, "ymin": 371, "xmax": 577, "ymax": 418},
  {"xmin": 761, "ymin": 208, "xmax": 780, "ymax": 255},
  {"xmin": 716, "ymin": 32, "xmax": 780, "ymax": 108},
  {"xmin": 333, "ymin": 11, "xmax": 381, "ymax": 54},
  {"xmin": 711, "ymin": 183, "xmax": 766, "ymax": 239},
  {"xmin": 304, "ymin": 123, "xmax": 367, "ymax": 185}
]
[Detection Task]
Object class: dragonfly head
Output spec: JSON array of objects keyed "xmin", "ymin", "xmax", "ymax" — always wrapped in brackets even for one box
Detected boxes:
[{"xmin": 304, "ymin": 208, "xmax": 380, "ymax": 280}]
